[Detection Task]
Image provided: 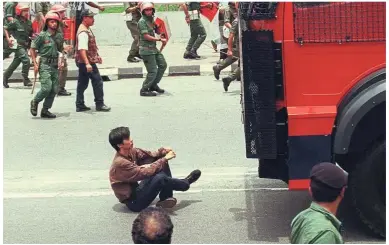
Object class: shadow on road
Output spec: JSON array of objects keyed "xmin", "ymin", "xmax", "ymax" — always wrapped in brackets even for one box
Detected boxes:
[{"xmin": 232, "ymin": 174, "xmax": 385, "ymax": 243}]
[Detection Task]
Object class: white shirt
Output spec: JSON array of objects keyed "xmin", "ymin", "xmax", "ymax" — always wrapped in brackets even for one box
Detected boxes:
[{"xmin": 77, "ymin": 31, "xmax": 89, "ymax": 50}]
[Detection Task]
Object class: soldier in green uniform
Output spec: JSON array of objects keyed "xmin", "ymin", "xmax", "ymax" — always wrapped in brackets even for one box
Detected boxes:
[
  {"xmin": 124, "ymin": 2, "xmax": 142, "ymax": 62},
  {"xmin": 181, "ymin": 2, "xmax": 212, "ymax": 59},
  {"xmin": 50, "ymin": 4, "xmax": 72, "ymax": 96},
  {"xmin": 290, "ymin": 162, "xmax": 347, "ymax": 244},
  {"xmin": 212, "ymin": 2, "xmax": 239, "ymax": 81},
  {"xmin": 221, "ymin": 17, "xmax": 240, "ymax": 92},
  {"xmin": 3, "ymin": 2, "xmax": 18, "ymax": 59},
  {"xmin": 137, "ymin": 2, "xmax": 167, "ymax": 97},
  {"xmin": 30, "ymin": 11, "xmax": 64, "ymax": 119},
  {"xmin": 3, "ymin": 3, "xmax": 33, "ymax": 88}
]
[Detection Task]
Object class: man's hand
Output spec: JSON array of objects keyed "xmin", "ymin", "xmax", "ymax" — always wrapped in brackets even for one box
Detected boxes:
[
  {"xmin": 208, "ymin": 3, "xmax": 213, "ymax": 9},
  {"xmin": 160, "ymin": 38, "xmax": 167, "ymax": 45},
  {"xmin": 64, "ymin": 45, "xmax": 73, "ymax": 53},
  {"xmin": 164, "ymin": 151, "xmax": 176, "ymax": 161},
  {"xmin": 8, "ymin": 39, "xmax": 13, "ymax": 48},
  {"xmin": 185, "ymin": 15, "xmax": 190, "ymax": 24},
  {"xmin": 227, "ymin": 49, "xmax": 233, "ymax": 57},
  {"xmin": 98, "ymin": 6, "xmax": 105, "ymax": 11},
  {"xmin": 33, "ymin": 61, "xmax": 39, "ymax": 74},
  {"xmin": 97, "ymin": 57, "xmax": 102, "ymax": 64},
  {"xmin": 86, "ymin": 64, "xmax": 93, "ymax": 73}
]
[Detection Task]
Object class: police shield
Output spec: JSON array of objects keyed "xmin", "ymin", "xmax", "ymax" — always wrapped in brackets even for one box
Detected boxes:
[
  {"xmin": 155, "ymin": 15, "xmax": 171, "ymax": 42},
  {"xmin": 200, "ymin": 2, "xmax": 219, "ymax": 22}
]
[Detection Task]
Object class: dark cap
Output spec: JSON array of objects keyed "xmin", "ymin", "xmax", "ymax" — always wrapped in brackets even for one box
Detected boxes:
[
  {"xmin": 80, "ymin": 9, "xmax": 96, "ymax": 18},
  {"xmin": 310, "ymin": 162, "xmax": 348, "ymax": 189}
]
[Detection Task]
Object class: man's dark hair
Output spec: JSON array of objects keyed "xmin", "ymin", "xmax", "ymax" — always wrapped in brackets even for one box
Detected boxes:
[
  {"xmin": 132, "ymin": 207, "xmax": 174, "ymax": 244},
  {"xmin": 108, "ymin": 127, "xmax": 130, "ymax": 152},
  {"xmin": 310, "ymin": 178, "xmax": 343, "ymax": 203}
]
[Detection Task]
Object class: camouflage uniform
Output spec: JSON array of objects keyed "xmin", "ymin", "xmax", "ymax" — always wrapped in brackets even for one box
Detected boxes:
[
  {"xmin": 3, "ymin": 16, "xmax": 33, "ymax": 88},
  {"xmin": 138, "ymin": 15, "xmax": 167, "ymax": 96},
  {"xmin": 3, "ymin": 2, "xmax": 17, "ymax": 59},
  {"xmin": 124, "ymin": 2, "xmax": 142, "ymax": 62},
  {"xmin": 183, "ymin": 2, "xmax": 207, "ymax": 59},
  {"xmin": 30, "ymin": 30, "xmax": 64, "ymax": 118},
  {"xmin": 222, "ymin": 18, "xmax": 240, "ymax": 92}
]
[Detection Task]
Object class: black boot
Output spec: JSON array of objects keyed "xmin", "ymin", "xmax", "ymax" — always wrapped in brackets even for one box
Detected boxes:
[
  {"xmin": 190, "ymin": 50, "xmax": 201, "ymax": 59},
  {"xmin": 222, "ymin": 77, "xmax": 233, "ymax": 92},
  {"xmin": 140, "ymin": 88, "xmax": 157, "ymax": 97},
  {"xmin": 96, "ymin": 104, "xmax": 111, "ymax": 112},
  {"xmin": 151, "ymin": 85, "xmax": 165, "ymax": 94},
  {"xmin": 3, "ymin": 75, "xmax": 9, "ymax": 88},
  {"xmin": 30, "ymin": 100, "xmax": 38, "ymax": 116},
  {"xmin": 183, "ymin": 50, "xmax": 193, "ymax": 59},
  {"xmin": 76, "ymin": 104, "xmax": 91, "ymax": 112},
  {"xmin": 23, "ymin": 78, "xmax": 33, "ymax": 87},
  {"xmin": 41, "ymin": 108, "xmax": 56, "ymax": 119},
  {"xmin": 58, "ymin": 88, "xmax": 71, "ymax": 96},
  {"xmin": 127, "ymin": 56, "xmax": 140, "ymax": 63},
  {"xmin": 213, "ymin": 65, "xmax": 220, "ymax": 80},
  {"xmin": 185, "ymin": 169, "xmax": 201, "ymax": 184}
]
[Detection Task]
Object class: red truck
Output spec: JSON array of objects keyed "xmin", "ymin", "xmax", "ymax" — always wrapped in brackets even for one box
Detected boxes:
[{"xmin": 239, "ymin": 2, "xmax": 385, "ymax": 237}]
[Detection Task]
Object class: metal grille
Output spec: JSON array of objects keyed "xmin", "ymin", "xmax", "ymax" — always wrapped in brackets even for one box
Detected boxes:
[
  {"xmin": 293, "ymin": 2, "xmax": 386, "ymax": 43},
  {"xmin": 239, "ymin": 2, "xmax": 278, "ymax": 21},
  {"xmin": 242, "ymin": 30, "xmax": 277, "ymax": 159}
]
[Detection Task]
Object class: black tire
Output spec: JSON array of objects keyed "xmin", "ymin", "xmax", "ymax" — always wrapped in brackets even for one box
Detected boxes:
[{"xmin": 349, "ymin": 140, "xmax": 386, "ymax": 238}]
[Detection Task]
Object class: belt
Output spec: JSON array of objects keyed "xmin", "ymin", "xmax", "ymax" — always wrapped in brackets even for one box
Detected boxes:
[
  {"xmin": 139, "ymin": 46, "xmax": 157, "ymax": 50},
  {"xmin": 40, "ymin": 57, "xmax": 58, "ymax": 64},
  {"xmin": 189, "ymin": 10, "xmax": 200, "ymax": 20}
]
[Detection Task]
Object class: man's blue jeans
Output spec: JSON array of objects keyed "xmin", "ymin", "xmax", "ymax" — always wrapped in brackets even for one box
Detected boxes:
[{"xmin": 126, "ymin": 164, "xmax": 190, "ymax": 212}]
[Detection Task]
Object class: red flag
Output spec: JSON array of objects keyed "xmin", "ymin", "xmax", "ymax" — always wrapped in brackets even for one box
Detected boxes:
[
  {"xmin": 155, "ymin": 16, "xmax": 171, "ymax": 42},
  {"xmin": 200, "ymin": 2, "xmax": 219, "ymax": 22}
]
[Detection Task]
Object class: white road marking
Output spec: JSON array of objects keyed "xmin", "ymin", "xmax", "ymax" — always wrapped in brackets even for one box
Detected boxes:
[{"xmin": 3, "ymin": 187, "xmax": 289, "ymax": 199}]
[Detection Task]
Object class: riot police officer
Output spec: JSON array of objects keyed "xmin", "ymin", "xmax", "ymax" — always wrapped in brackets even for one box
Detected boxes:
[
  {"xmin": 182, "ymin": 2, "xmax": 212, "ymax": 59},
  {"xmin": 30, "ymin": 11, "xmax": 64, "ymax": 118},
  {"xmin": 137, "ymin": 2, "xmax": 167, "ymax": 97},
  {"xmin": 3, "ymin": 3, "xmax": 33, "ymax": 88}
]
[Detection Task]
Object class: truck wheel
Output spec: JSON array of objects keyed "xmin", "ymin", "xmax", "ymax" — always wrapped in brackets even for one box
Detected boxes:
[{"xmin": 350, "ymin": 140, "xmax": 386, "ymax": 238}]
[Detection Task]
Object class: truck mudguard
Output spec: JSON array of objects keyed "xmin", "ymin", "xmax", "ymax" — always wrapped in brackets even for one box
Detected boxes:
[{"xmin": 334, "ymin": 70, "xmax": 386, "ymax": 154}]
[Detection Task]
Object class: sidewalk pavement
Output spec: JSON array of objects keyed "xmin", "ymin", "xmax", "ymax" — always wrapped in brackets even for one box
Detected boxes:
[{"xmin": 3, "ymin": 42, "xmax": 239, "ymax": 83}]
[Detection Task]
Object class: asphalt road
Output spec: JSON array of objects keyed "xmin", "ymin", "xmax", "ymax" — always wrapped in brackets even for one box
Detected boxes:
[{"xmin": 3, "ymin": 76, "xmax": 385, "ymax": 243}]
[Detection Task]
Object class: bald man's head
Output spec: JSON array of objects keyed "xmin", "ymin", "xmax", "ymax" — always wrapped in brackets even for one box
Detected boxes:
[{"xmin": 132, "ymin": 207, "xmax": 174, "ymax": 244}]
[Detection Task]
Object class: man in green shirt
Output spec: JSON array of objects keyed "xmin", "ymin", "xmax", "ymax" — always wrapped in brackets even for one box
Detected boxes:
[
  {"xmin": 124, "ymin": 2, "xmax": 142, "ymax": 63},
  {"xmin": 30, "ymin": 11, "xmax": 64, "ymax": 119},
  {"xmin": 3, "ymin": 3, "xmax": 33, "ymax": 88},
  {"xmin": 137, "ymin": 2, "xmax": 167, "ymax": 97},
  {"xmin": 181, "ymin": 2, "xmax": 212, "ymax": 59},
  {"xmin": 290, "ymin": 162, "xmax": 347, "ymax": 244},
  {"xmin": 3, "ymin": 2, "xmax": 18, "ymax": 59},
  {"xmin": 221, "ymin": 17, "xmax": 240, "ymax": 92}
]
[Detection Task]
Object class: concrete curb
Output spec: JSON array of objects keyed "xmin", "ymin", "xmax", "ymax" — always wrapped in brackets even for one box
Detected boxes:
[{"xmin": 6, "ymin": 64, "xmax": 238, "ymax": 83}]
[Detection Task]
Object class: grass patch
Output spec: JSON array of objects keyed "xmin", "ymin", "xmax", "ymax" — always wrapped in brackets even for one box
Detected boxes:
[{"xmin": 100, "ymin": 4, "xmax": 181, "ymax": 14}]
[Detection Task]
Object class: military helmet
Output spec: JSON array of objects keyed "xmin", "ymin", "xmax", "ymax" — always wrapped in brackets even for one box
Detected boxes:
[
  {"xmin": 50, "ymin": 4, "xmax": 66, "ymax": 13},
  {"xmin": 140, "ymin": 2, "xmax": 155, "ymax": 14},
  {"xmin": 15, "ymin": 3, "xmax": 29, "ymax": 16}
]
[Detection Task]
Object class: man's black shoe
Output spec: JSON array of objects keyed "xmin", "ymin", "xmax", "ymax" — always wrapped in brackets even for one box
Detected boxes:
[
  {"xmin": 151, "ymin": 85, "xmax": 165, "ymax": 94},
  {"xmin": 30, "ymin": 100, "xmax": 38, "ymax": 116},
  {"xmin": 140, "ymin": 89, "xmax": 157, "ymax": 97},
  {"xmin": 23, "ymin": 78, "xmax": 33, "ymax": 87},
  {"xmin": 96, "ymin": 105, "xmax": 111, "ymax": 112},
  {"xmin": 58, "ymin": 89, "xmax": 71, "ymax": 96},
  {"xmin": 185, "ymin": 169, "xmax": 201, "ymax": 184},
  {"xmin": 76, "ymin": 105, "xmax": 91, "ymax": 112},
  {"xmin": 41, "ymin": 109, "xmax": 56, "ymax": 119},
  {"xmin": 213, "ymin": 65, "xmax": 220, "ymax": 80},
  {"xmin": 222, "ymin": 77, "xmax": 232, "ymax": 92},
  {"xmin": 3, "ymin": 75, "xmax": 9, "ymax": 88}
]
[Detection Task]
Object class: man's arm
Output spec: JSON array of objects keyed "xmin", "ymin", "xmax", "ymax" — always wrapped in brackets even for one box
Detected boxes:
[
  {"xmin": 116, "ymin": 157, "xmax": 168, "ymax": 182},
  {"xmin": 77, "ymin": 32, "xmax": 90, "ymax": 64},
  {"xmin": 3, "ymin": 21, "xmax": 15, "ymax": 47},
  {"xmin": 86, "ymin": 2, "xmax": 105, "ymax": 11},
  {"xmin": 310, "ymin": 230, "xmax": 340, "ymax": 244},
  {"xmin": 138, "ymin": 20, "xmax": 164, "ymax": 42},
  {"xmin": 224, "ymin": 8, "xmax": 232, "ymax": 29}
]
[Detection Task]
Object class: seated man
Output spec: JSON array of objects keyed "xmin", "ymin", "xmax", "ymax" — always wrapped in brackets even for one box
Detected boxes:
[
  {"xmin": 132, "ymin": 207, "xmax": 174, "ymax": 244},
  {"xmin": 109, "ymin": 126, "xmax": 201, "ymax": 212}
]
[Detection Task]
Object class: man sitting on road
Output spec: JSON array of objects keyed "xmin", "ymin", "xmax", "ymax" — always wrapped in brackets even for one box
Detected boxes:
[
  {"xmin": 290, "ymin": 162, "xmax": 347, "ymax": 244},
  {"xmin": 108, "ymin": 126, "xmax": 201, "ymax": 212},
  {"xmin": 132, "ymin": 207, "xmax": 174, "ymax": 244}
]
